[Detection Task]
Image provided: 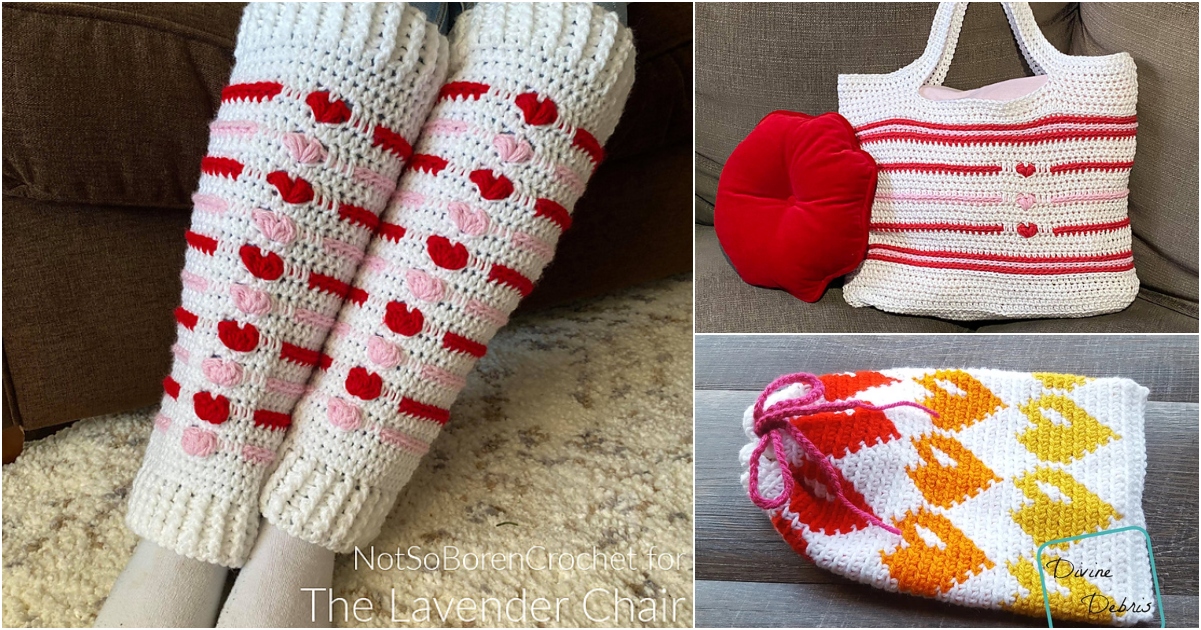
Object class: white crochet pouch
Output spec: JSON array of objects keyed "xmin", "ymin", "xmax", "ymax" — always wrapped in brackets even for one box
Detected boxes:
[
  {"xmin": 838, "ymin": 2, "xmax": 1139, "ymax": 320},
  {"xmin": 739, "ymin": 370, "xmax": 1157, "ymax": 626}
]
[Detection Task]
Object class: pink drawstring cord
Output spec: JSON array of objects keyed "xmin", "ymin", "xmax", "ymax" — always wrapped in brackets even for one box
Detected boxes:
[{"xmin": 746, "ymin": 372, "xmax": 938, "ymax": 535}]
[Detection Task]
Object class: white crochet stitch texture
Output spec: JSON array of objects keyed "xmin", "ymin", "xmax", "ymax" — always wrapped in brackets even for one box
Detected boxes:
[
  {"xmin": 838, "ymin": 2, "xmax": 1139, "ymax": 320},
  {"xmin": 125, "ymin": 2, "xmax": 448, "ymax": 567},
  {"xmin": 259, "ymin": 2, "xmax": 636, "ymax": 552},
  {"xmin": 739, "ymin": 368, "xmax": 1155, "ymax": 626}
]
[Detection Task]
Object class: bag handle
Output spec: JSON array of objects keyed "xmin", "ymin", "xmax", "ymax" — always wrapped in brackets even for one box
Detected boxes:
[{"xmin": 915, "ymin": 2, "xmax": 1062, "ymax": 87}]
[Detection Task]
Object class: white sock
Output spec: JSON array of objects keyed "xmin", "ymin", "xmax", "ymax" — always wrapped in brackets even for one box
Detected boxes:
[
  {"xmin": 94, "ymin": 538, "xmax": 227, "ymax": 628},
  {"xmin": 215, "ymin": 523, "xmax": 335, "ymax": 628}
]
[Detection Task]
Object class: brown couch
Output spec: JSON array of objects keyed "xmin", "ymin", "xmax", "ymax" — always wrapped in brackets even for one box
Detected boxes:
[
  {"xmin": 696, "ymin": 2, "xmax": 1199, "ymax": 333},
  {"xmin": 2, "ymin": 2, "xmax": 693, "ymax": 434}
]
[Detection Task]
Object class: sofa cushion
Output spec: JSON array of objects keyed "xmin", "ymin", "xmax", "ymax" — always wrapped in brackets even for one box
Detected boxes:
[
  {"xmin": 695, "ymin": 226, "xmax": 972, "ymax": 333},
  {"xmin": 696, "ymin": 2, "xmax": 1073, "ymax": 225},
  {"xmin": 2, "ymin": 2, "xmax": 244, "ymax": 210},
  {"xmin": 2, "ymin": 3, "xmax": 689, "ymax": 211},
  {"xmin": 1072, "ymin": 2, "xmax": 1199, "ymax": 302}
]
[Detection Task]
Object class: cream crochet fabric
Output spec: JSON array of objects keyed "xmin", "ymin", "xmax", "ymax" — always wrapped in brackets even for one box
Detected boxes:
[
  {"xmin": 258, "ymin": 3, "xmax": 636, "ymax": 551},
  {"xmin": 125, "ymin": 3, "xmax": 448, "ymax": 567},
  {"xmin": 739, "ymin": 369, "xmax": 1155, "ymax": 626},
  {"xmin": 839, "ymin": 2, "xmax": 1139, "ymax": 320}
]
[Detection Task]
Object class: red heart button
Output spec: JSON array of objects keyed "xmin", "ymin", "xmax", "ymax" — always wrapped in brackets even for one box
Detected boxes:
[
  {"xmin": 345, "ymin": 366, "xmax": 383, "ymax": 400},
  {"xmin": 266, "ymin": 171, "xmax": 314, "ymax": 204},
  {"xmin": 306, "ymin": 91, "xmax": 352, "ymax": 124},
  {"xmin": 1016, "ymin": 163, "xmax": 1036, "ymax": 177},
  {"xmin": 193, "ymin": 391, "xmax": 230, "ymax": 424},
  {"xmin": 218, "ymin": 320, "xmax": 260, "ymax": 352},
  {"xmin": 514, "ymin": 92, "xmax": 558, "ymax": 126},
  {"xmin": 384, "ymin": 301, "xmax": 424, "ymax": 336},
  {"xmin": 1017, "ymin": 222, "xmax": 1039, "ymax": 238},
  {"xmin": 469, "ymin": 169, "xmax": 514, "ymax": 201},
  {"xmin": 427, "ymin": 235, "xmax": 468, "ymax": 270},
  {"xmin": 239, "ymin": 244, "xmax": 285, "ymax": 281}
]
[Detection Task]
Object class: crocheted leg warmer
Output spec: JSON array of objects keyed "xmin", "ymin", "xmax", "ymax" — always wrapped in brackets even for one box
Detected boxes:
[
  {"xmin": 123, "ymin": 2, "xmax": 448, "ymax": 567},
  {"xmin": 259, "ymin": 2, "xmax": 636, "ymax": 551},
  {"xmin": 741, "ymin": 370, "xmax": 1154, "ymax": 626}
]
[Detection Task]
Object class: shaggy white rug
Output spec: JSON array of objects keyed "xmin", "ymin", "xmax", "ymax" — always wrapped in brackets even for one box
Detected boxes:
[{"xmin": 2, "ymin": 276, "xmax": 693, "ymax": 628}]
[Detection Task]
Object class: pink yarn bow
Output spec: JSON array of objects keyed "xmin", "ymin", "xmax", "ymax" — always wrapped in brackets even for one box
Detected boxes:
[{"xmin": 747, "ymin": 372, "xmax": 938, "ymax": 535}]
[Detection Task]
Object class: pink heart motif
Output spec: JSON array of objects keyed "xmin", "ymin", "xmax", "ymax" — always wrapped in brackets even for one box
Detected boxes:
[
  {"xmin": 326, "ymin": 397, "xmax": 362, "ymax": 431},
  {"xmin": 367, "ymin": 336, "xmax": 404, "ymax": 368},
  {"xmin": 493, "ymin": 134, "xmax": 533, "ymax": 163},
  {"xmin": 201, "ymin": 357, "xmax": 244, "ymax": 387},
  {"xmin": 447, "ymin": 202, "xmax": 490, "ymax": 237},
  {"xmin": 181, "ymin": 427, "xmax": 218, "ymax": 458},
  {"xmin": 230, "ymin": 284, "xmax": 272, "ymax": 315},
  {"xmin": 406, "ymin": 269, "xmax": 445, "ymax": 302},
  {"xmin": 280, "ymin": 132, "xmax": 327, "ymax": 164},
  {"xmin": 1016, "ymin": 193, "xmax": 1036, "ymax": 211},
  {"xmin": 252, "ymin": 209, "xmax": 297, "ymax": 244}
]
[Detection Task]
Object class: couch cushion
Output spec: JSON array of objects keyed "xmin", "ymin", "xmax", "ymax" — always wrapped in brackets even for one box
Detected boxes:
[
  {"xmin": 2, "ymin": 2, "xmax": 689, "ymax": 212},
  {"xmin": 1073, "ymin": 2, "xmax": 1199, "ymax": 302},
  {"xmin": 695, "ymin": 226, "xmax": 972, "ymax": 333},
  {"xmin": 696, "ymin": 2, "xmax": 1073, "ymax": 225},
  {"xmin": 2, "ymin": 2, "xmax": 244, "ymax": 210},
  {"xmin": 976, "ymin": 294, "xmax": 1197, "ymax": 333}
]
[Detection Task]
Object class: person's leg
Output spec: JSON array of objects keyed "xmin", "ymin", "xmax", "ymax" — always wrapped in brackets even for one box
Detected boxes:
[
  {"xmin": 96, "ymin": 3, "xmax": 448, "ymax": 626},
  {"xmin": 213, "ymin": 3, "xmax": 634, "ymax": 626}
]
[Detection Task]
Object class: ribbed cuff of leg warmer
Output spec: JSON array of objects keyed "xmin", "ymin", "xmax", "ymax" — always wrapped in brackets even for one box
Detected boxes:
[
  {"xmin": 449, "ymin": 2, "xmax": 636, "ymax": 141},
  {"xmin": 232, "ymin": 2, "xmax": 449, "ymax": 115},
  {"xmin": 124, "ymin": 452, "xmax": 261, "ymax": 568},
  {"xmin": 258, "ymin": 440, "xmax": 416, "ymax": 553}
]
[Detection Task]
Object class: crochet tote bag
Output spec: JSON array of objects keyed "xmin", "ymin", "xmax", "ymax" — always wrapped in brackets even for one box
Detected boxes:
[
  {"xmin": 838, "ymin": 2, "xmax": 1139, "ymax": 320},
  {"xmin": 739, "ymin": 369, "xmax": 1156, "ymax": 625}
]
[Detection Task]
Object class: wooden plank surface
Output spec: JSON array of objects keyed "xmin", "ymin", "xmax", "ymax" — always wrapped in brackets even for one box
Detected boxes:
[
  {"xmin": 695, "ymin": 335, "xmax": 1200, "ymax": 402},
  {"xmin": 696, "ymin": 580, "xmax": 1199, "ymax": 628},
  {"xmin": 695, "ymin": 387, "xmax": 1199, "ymax": 627}
]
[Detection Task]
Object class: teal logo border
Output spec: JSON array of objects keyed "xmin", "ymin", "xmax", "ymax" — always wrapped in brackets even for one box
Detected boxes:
[{"xmin": 1035, "ymin": 525, "xmax": 1164, "ymax": 627}]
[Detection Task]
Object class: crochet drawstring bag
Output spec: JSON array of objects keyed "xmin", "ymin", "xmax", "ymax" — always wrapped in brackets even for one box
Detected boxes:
[
  {"xmin": 739, "ymin": 369, "xmax": 1157, "ymax": 626},
  {"xmin": 838, "ymin": 2, "xmax": 1140, "ymax": 320}
]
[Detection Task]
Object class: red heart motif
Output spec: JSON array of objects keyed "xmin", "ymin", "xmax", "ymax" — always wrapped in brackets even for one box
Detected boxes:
[
  {"xmin": 193, "ymin": 391, "xmax": 230, "ymax": 424},
  {"xmin": 218, "ymin": 320, "xmax": 260, "ymax": 352},
  {"xmin": 265, "ymin": 171, "xmax": 314, "ymax": 204},
  {"xmin": 514, "ymin": 92, "xmax": 558, "ymax": 126},
  {"xmin": 345, "ymin": 366, "xmax": 383, "ymax": 400},
  {"xmin": 1016, "ymin": 163, "xmax": 1036, "ymax": 177},
  {"xmin": 469, "ymin": 169, "xmax": 514, "ymax": 201},
  {"xmin": 384, "ymin": 301, "xmax": 424, "ymax": 336},
  {"xmin": 306, "ymin": 91, "xmax": 352, "ymax": 124},
  {"xmin": 1017, "ymin": 222, "xmax": 1039, "ymax": 238},
  {"xmin": 427, "ymin": 235, "xmax": 469, "ymax": 270},
  {"xmin": 239, "ymin": 244, "xmax": 285, "ymax": 281}
]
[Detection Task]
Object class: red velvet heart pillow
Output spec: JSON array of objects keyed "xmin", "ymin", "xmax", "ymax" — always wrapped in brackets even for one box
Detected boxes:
[{"xmin": 714, "ymin": 111, "xmax": 877, "ymax": 302}]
